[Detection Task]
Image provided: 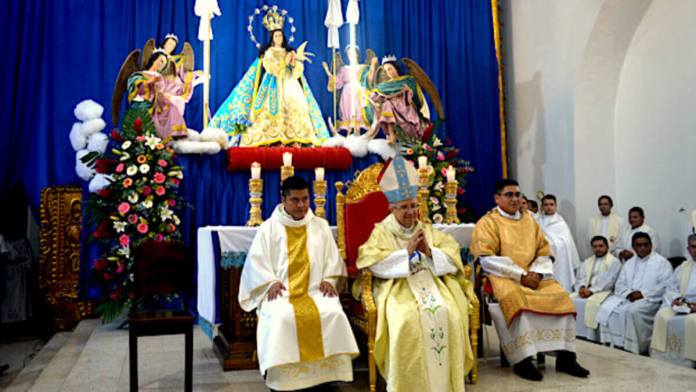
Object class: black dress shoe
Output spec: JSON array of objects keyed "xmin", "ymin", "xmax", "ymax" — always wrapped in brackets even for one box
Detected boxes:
[
  {"xmin": 556, "ymin": 351, "xmax": 590, "ymax": 378},
  {"xmin": 513, "ymin": 356, "xmax": 543, "ymax": 381}
]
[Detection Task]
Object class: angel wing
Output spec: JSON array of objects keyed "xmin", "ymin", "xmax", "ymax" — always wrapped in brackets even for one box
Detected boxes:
[
  {"xmin": 111, "ymin": 50, "xmax": 141, "ymax": 126},
  {"xmin": 182, "ymin": 42, "xmax": 194, "ymax": 72},
  {"xmin": 141, "ymin": 39, "xmax": 155, "ymax": 69},
  {"xmin": 365, "ymin": 48, "xmax": 376, "ymax": 67},
  {"xmin": 374, "ymin": 65, "xmax": 390, "ymax": 85},
  {"xmin": 402, "ymin": 58, "xmax": 445, "ymax": 120}
]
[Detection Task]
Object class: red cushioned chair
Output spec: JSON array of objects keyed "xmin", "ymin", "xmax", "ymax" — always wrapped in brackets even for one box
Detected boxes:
[{"xmin": 335, "ymin": 163, "xmax": 390, "ymax": 392}]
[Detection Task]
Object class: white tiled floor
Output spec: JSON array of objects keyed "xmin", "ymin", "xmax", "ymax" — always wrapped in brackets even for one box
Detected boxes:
[{"xmin": 4, "ymin": 322, "xmax": 696, "ymax": 391}]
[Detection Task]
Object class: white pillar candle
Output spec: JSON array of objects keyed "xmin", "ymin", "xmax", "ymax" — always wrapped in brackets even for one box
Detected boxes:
[
  {"xmin": 446, "ymin": 165, "xmax": 456, "ymax": 182},
  {"xmin": 251, "ymin": 162, "xmax": 261, "ymax": 179},
  {"xmin": 282, "ymin": 152, "xmax": 293, "ymax": 167},
  {"xmin": 315, "ymin": 167, "xmax": 325, "ymax": 182},
  {"xmin": 418, "ymin": 155, "xmax": 428, "ymax": 170}
]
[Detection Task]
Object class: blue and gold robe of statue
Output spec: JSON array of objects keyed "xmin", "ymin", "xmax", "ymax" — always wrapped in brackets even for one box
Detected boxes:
[{"xmin": 210, "ymin": 47, "xmax": 330, "ymax": 147}]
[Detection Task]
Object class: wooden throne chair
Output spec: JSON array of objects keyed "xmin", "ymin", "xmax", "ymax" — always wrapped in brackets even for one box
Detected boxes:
[{"xmin": 335, "ymin": 163, "xmax": 479, "ymax": 391}]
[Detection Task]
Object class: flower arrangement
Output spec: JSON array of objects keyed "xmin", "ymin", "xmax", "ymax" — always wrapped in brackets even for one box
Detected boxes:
[
  {"xmin": 400, "ymin": 125, "xmax": 475, "ymax": 223},
  {"xmin": 85, "ymin": 107, "xmax": 185, "ymax": 322}
]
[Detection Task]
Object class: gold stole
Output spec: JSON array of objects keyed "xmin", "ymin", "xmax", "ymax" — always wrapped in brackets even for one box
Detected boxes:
[
  {"xmin": 591, "ymin": 215, "xmax": 620, "ymax": 244},
  {"xmin": 285, "ymin": 225, "xmax": 325, "ymax": 361},
  {"xmin": 651, "ymin": 260, "xmax": 694, "ymax": 352}
]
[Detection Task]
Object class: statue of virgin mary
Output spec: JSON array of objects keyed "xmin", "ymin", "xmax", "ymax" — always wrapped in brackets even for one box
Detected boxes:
[{"xmin": 210, "ymin": 9, "xmax": 330, "ymax": 147}]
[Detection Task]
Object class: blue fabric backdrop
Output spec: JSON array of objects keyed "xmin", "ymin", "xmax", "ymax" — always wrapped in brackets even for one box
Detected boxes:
[
  {"xmin": 1, "ymin": 0, "xmax": 502, "ymax": 216},
  {"xmin": 2, "ymin": 1, "xmax": 502, "ymax": 302}
]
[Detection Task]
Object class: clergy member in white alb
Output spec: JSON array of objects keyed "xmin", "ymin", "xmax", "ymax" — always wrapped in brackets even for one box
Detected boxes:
[
  {"xmin": 238, "ymin": 176, "xmax": 359, "ymax": 391},
  {"xmin": 538, "ymin": 194, "xmax": 581, "ymax": 292},
  {"xmin": 587, "ymin": 195, "xmax": 625, "ymax": 254},
  {"xmin": 650, "ymin": 234, "xmax": 696, "ymax": 366},
  {"xmin": 597, "ymin": 232, "xmax": 672, "ymax": 354},
  {"xmin": 571, "ymin": 235, "xmax": 622, "ymax": 340},
  {"xmin": 615, "ymin": 206, "xmax": 659, "ymax": 262}
]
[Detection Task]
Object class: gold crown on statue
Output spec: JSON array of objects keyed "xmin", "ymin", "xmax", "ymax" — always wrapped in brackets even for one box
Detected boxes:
[{"xmin": 262, "ymin": 9, "xmax": 284, "ymax": 31}]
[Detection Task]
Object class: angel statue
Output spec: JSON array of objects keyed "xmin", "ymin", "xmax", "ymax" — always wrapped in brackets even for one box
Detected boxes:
[
  {"xmin": 112, "ymin": 37, "xmax": 204, "ymax": 139},
  {"xmin": 321, "ymin": 45, "xmax": 378, "ymax": 134},
  {"xmin": 366, "ymin": 55, "xmax": 444, "ymax": 144},
  {"xmin": 209, "ymin": 8, "xmax": 330, "ymax": 147},
  {"xmin": 158, "ymin": 33, "xmax": 194, "ymax": 71}
]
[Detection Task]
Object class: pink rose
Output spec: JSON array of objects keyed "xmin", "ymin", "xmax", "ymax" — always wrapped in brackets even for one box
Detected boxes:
[
  {"xmin": 155, "ymin": 233, "xmax": 164, "ymax": 242},
  {"xmin": 167, "ymin": 199, "xmax": 176, "ymax": 207},
  {"xmin": 170, "ymin": 178, "xmax": 180, "ymax": 185},
  {"xmin": 142, "ymin": 185, "xmax": 152, "ymax": 196},
  {"xmin": 437, "ymin": 152, "xmax": 445, "ymax": 161},
  {"xmin": 157, "ymin": 159, "xmax": 168, "ymax": 167},
  {"xmin": 153, "ymin": 172, "xmax": 166, "ymax": 184},
  {"xmin": 440, "ymin": 167, "xmax": 448, "ymax": 177},
  {"xmin": 119, "ymin": 234, "xmax": 130, "ymax": 247},
  {"xmin": 136, "ymin": 136, "xmax": 146, "ymax": 142},
  {"xmin": 118, "ymin": 202, "xmax": 130, "ymax": 215},
  {"xmin": 116, "ymin": 262, "xmax": 125, "ymax": 274},
  {"xmin": 137, "ymin": 223, "xmax": 149, "ymax": 234},
  {"xmin": 127, "ymin": 214, "xmax": 138, "ymax": 224},
  {"xmin": 155, "ymin": 186, "xmax": 166, "ymax": 196},
  {"xmin": 115, "ymin": 163, "xmax": 125, "ymax": 173}
]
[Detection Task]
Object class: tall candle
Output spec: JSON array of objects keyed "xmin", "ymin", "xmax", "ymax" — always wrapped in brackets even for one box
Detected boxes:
[
  {"xmin": 315, "ymin": 167, "xmax": 325, "ymax": 182},
  {"xmin": 418, "ymin": 156, "xmax": 428, "ymax": 170},
  {"xmin": 446, "ymin": 165, "xmax": 456, "ymax": 182},
  {"xmin": 251, "ymin": 162, "xmax": 261, "ymax": 179},
  {"xmin": 282, "ymin": 152, "xmax": 293, "ymax": 167}
]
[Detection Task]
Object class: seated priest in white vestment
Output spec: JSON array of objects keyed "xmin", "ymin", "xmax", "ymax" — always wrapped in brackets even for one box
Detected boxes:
[
  {"xmin": 596, "ymin": 232, "xmax": 672, "ymax": 354},
  {"xmin": 471, "ymin": 179, "xmax": 589, "ymax": 382},
  {"xmin": 356, "ymin": 154, "xmax": 474, "ymax": 392},
  {"xmin": 587, "ymin": 195, "xmax": 625, "ymax": 255},
  {"xmin": 571, "ymin": 236, "xmax": 622, "ymax": 341},
  {"xmin": 650, "ymin": 234, "xmax": 696, "ymax": 367},
  {"xmin": 538, "ymin": 194, "xmax": 581, "ymax": 292},
  {"xmin": 614, "ymin": 206, "xmax": 659, "ymax": 262},
  {"xmin": 238, "ymin": 176, "xmax": 359, "ymax": 391}
]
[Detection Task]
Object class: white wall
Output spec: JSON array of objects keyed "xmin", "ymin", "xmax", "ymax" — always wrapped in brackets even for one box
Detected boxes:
[{"xmin": 504, "ymin": 0, "xmax": 696, "ymax": 257}]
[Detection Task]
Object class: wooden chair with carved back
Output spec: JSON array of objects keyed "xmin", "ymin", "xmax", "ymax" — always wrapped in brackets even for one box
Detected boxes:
[{"xmin": 128, "ymin": 240, "xmax": 194, "ymax": 392}]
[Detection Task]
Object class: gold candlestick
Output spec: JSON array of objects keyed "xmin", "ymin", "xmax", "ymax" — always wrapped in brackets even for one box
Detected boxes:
[
  {"xmin": 280, "ymin": 165, "xmax": 294, "ymax": 182},
  {"xmin": 418, "ymin": 166, "xmax": 432, "ymax": 223},
  {"xmin": 445, "ymin": 181, "xmax": 460, "ymax": 224},
  {"xmin": 247, "ymin": 178, "xmax": 264, "ymax": 226},
  {"xmin": 313, "ymin": 179, "xmax": 327, "ymax": 219}
]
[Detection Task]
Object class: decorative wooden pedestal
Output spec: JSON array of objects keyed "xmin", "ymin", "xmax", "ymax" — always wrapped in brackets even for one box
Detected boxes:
[{"xmin": 212, "ymin": 264, "xmax": 258, "ymax": 370}]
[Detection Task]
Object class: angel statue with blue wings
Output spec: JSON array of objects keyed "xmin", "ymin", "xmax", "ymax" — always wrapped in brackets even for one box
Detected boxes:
[{"xmin": 209, "ymin": 6, "xmax": 329, "ymax": 147}]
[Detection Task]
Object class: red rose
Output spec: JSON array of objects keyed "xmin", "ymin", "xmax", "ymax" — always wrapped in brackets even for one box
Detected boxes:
[
  {"xmin": 133, "ymin": 117, "xmax": 143, "ymax": 132},
  {"xmin": 458, "ymin": 188, "xmax": 465, "ymax": 195},
  {"xmin": 93, "ymin": 259, "xmax": 107, "ymax": 271},
  {"xmin": 111, "ymin": 129, "xmax": 124, "ymax": 141},
  {"xmin": 93, "ymin": 220, "xmax": 113, "ymax": 239},
  {"xmin": 109, "ymin": 291, "xmax": 120, "ymax": 300},
  {"xmin": 142, "ymin": 185, "xmax": 152, "ymax": 196},
  {"xmin": 95, "ymin": 158, "xmax": 118, "ymax": 174},
  {"xmin": 98, "ymin": 188, "xmax": 112, "ymax": 198}
]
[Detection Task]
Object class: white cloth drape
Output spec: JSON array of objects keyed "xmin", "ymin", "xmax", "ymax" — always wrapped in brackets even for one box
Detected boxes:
[
  {"xmin": 538, "ymin": 213, "xmax": 581, "ymax": 292},
  {"xmin": 194, "ymin": 0, "xmax": 221, "ymax": 41},
  {"xmin": 324, "ymin": 0, "xmax": 344, "ymax": 49}
]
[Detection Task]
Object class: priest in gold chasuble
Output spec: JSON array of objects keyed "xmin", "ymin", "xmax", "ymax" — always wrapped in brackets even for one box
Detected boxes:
[
  {"xmin": 356, "ymin": 155, "xmax": 474, "ymax": 392},
  {"xmin": 470, "ymin": 179, "xmax": 589, "ymax": 382},
  {"xmin": 239, "ymin": 176, "xmax": 359, "ymax": 391}
]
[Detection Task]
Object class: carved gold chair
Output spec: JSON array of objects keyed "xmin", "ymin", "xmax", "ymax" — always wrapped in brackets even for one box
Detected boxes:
[{"xmin": 335, "ymin": 163, "xmax": 479, "ymax": 391}]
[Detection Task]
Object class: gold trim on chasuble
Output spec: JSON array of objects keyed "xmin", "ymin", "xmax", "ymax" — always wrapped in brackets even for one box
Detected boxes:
[{"xmin": 285, "ymin": 225, "xmax": 326, "ymax": 362}]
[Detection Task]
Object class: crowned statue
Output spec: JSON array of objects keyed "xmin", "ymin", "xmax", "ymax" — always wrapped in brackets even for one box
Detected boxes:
[
  {"xmin": 210, "ymin": 8, "xmax": 330, "ymax": 147},
  {"xmin": 366, "ymin": 55, "xmax": 444, "ymax": 144},
  {"xmin": 112, "ymin": 35, "xmax": 204, "ymax": 139}
]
